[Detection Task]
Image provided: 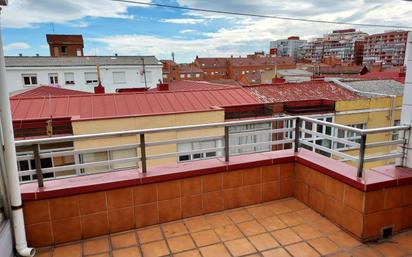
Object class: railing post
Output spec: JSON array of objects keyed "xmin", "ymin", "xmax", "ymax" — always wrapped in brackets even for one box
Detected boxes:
[
  {"xmin": 357, "ymin": 134, "xmax": 367, "ymax": 177},
  {"xmin": 32, "ymin": 144, "xmax": 44, "ymax": 187},
  {"xmin": 139, "ymin": 134, "xmax": 147, "ymax": 173},
  {"xmin": 294, "ymin": 117, "xmax": 301, "ymax": 153},
  {"xmin": 224, "ymin": 126, "xmax": 229, "ymax": 162}
]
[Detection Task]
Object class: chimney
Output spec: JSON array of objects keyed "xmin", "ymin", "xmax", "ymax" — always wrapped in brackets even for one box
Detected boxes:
[
  {"xmin": 18, "ymin": 53, "xmax": 22, "ymax": 56},
  {"xmin": 399, "ymin": 31, "xmax": 412, "ymax": 168},
  {"xmin": 272, "ymin": 77, "xmax": 286, "ymax": 84},
  {"xmin": 36, "ymin": 53, "xmax": 39, "ymax": 57},
  {"xmin": 115, "ymin": 53, "xmax": 118, "ymax": 57},
  {"xmin": 94, "ymin": 82, "xmax": 105, "ymax": 94},
  {"xmin": 157, "ymin": 83, "xmax": 169, "ymax": 91}
]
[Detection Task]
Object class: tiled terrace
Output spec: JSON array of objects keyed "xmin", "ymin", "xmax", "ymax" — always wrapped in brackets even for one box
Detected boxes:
[{"xmin": 36, "ymin": 197, "xmax": 412, "ymax": 257}]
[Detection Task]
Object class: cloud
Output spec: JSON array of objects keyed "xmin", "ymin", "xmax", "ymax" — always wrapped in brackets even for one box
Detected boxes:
[
  {"xmin": 1, "ymin": 0, "xmax": 148, "ymax": 28},
  {"xmin": 4, "ymin": 42, "xmax": 30, "ymax": 51},
  {"xmin": 179, "ymin": 29, "xmax": 197, "ymax": 34},
  {"xmin": 160, "ymin": 18, "xmax": 205, "ymax": 24}
]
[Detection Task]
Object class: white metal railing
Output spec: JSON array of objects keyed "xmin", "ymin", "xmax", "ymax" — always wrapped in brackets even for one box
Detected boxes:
[{"xmin": 13, "ymin": 116, "xmax": 410, "ymax": 186}]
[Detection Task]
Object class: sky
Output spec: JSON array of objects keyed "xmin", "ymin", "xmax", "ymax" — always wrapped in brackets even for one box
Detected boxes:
[{"xmin": 1, "ymin": 0, "xmax": 412, "ymax": 63}]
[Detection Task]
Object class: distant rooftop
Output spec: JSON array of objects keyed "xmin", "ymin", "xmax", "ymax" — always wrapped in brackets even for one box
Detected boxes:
[
  {"xmin": 152, "ymin": 80, "xmax": 239, "ymax": 91},
  {"xmin": 46, "ymin": 34, "xmax": 84, "ymax": 44},
  {"xmin": 10, "ymin": 87, "xmax": 263, "ymax": 121},
  {"xmin": 10, "ymin": 85, "xmax": 91, "ymax": 98},
  {"xmin": 245, "ymin": 80, "xmax": 361, "ymax": 103},
  {"xmin": 344, "ymin": 80, "xmax": 404, "ymax": 96},
  {"xmin": 5, "ymin": 56, "xmax": 161, "ymax": 67}
]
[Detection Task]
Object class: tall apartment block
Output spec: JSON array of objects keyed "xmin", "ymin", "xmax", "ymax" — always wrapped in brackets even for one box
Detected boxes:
[
  {"xmin": 363, "ymin": 30, "xmax": 409, "ymax": 66},
  {"xmin": 269, "ymin": 36, "xmax": 307, "ymax": 61}
]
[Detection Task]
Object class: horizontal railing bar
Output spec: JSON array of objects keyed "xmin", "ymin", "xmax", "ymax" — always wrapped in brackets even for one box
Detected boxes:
[
  {"xmin": 364, "ymin": 152, "xmax": 403, "ymax": 162},
  {"xmin": 14, "ymin": 116, "xmax": 297, "ymax": 146},
  {"xmin": 299, "ymin": 140, "xmax": 359, "ymax": 162},
  {"xmin": 366, "ymin": 139, "xmax": 406, "ymax": 148},
  {"xmin": 146, "ymin": 135, "xmax": 224, "ymax": 147},
  {"xmin": 362, "ymin": 126, "xmax": 410, "ymax": 134},
  {"xmin": 146, "ymin": 147, "xmax": 225, "ymax": 160},
  {"xmin": 229, "ymin": 139, "xmax": 294, "ymax": 149},
  {"xmin": 230, "ymin": 128, "xmax": 293, "ymax": 137},
  {"xmin": 300, "ymin": 128, "xmax": 360, "ymax": 147}
]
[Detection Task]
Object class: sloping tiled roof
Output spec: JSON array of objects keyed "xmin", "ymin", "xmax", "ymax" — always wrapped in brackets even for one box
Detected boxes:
[
  {"xmin": 11, "ymin": 87, "xmax": 262, "ymax": 121},
  {"xmin": 152, "ymin": 81, "xmax": 239, "ymax": 91},
  {"xmin": 10, "ymin": 86, "xmax": 91, "ymax": 98},
  {"xmin": 245, "ymin": 81, "xmax": 361, "ymax": 103},
  {"xmin": 195, "ymin": 58, "xmax": 228, "ymax": 68},
  {"xmin": 5, "ymin": 56, "xmax": 161, "ymax": 67},
  {"xmin": 325, "ymin": 71, "xmax": 406, "ymax": 83}
]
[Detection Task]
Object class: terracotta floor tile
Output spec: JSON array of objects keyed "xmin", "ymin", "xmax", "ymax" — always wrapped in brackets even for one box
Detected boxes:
[
  {"xmin": 282, "ymin": 198, "xmax": 307, "ymax": 211},
  {"xmin": 371, "ymin": 242, "xmax": 407, "ymax": 257},
  {"xmin": 328, "ymin": 231, "xmax": 361, "ymax": 250},
  {"xmin": 173, "ymin": 249, "xmax": 202, "ymax": 257},
  {"xmin": 237, "ymin": 220, "xmax": 266, "ymax": 236},
  {"xmin": 227, "ymin": 209, "xmax": 254, "ymax": 223},
  {"xmin": 259, "ymin": 216, "xmax": 288, "ymax": 231},
  {"xmin": 205, "ymin": 213, "xmax": 232, "ymax": 227},
  {"xmin": 248, "ymin": 233, "xmax": 280, "ymax": 251},
  {"xmin": 191, "ymin": 229, "xmax": 220, "ymax": 247},
  {"xmin": 137, "ymin": 226, "xmax": 163, "ymax": 244},
  {"xmin": 162, "ymin": 221, "xmax": 188, "ymax": 238},
  {"xmin": 307, "ymin": 237, "xmax": 340, "ymax": 255},
  {"xmin": 285, "ymin": 242, "xmax": 320, "ymax": 257},
  {"xmin": 111, "ymin": 231, "xmax": 137, "ymax": 249},
  {"xmin": 394, "ymin": 232, "xmax": 412, "ymax": 253},
  {"xmin": 327, "ymin": 252, "xmax": 353, "ymax": 257},
  {"xmin": 167, "ymin": 235, "xmax": 196, "ymax": 253},
  {"xmin": 225, "ymin": 238, "xmax": 257, "ymax": 256},
  {"xmin": 271, "ymin": 228, "xmax": 302, "ymax": 246},
  {"xmin": 112, "ymin": 246, "xmax": 141, "ymax": 257},
  {"xmin": 296, "ymin": 208, "xmax": 322, "ymax": 222},
  {"xmin": 310, "ymin": 217, "xmax": 341, "ymax": 235},
  {"xmin": 262, "ymin": 248, "xmax": 291, "ymax": 257},
  {"xmin": 214, "ymin": 224, "xmax": 243, "ymax": 241},
  {"xmin": 199, "ymin": 243, "xmax": 231, "ymax": 257},
  {"xmin": 265, "ymin": 202, "xmax": 292, "ymax": 215},
  {"xmin": 88, "ymin": 253, "xmax": 110, "ymax": 257},
  {"xmin": 277, "ymin": 212, "xmax": 305, "ymax": 226},
  {"xmin": 247, "ymin": 205, "xmax": 274, "ymax": 219},
  {"xmin": 36, "ymin": 250, "xmax": 52, "ymax": 257},
  {"xmin": 350, "ymin": 245, "xmax": 383, "ymax": 257},
  {"xmin": 52, "ymin": 243, "xmax": 81, "ymax": 257},
  {"xmin": 184, "ymin": 217, "xmax": 211, "ymax": 232},
  {"xmin": 291, "ymin": 224, "xmax": 324, "ymax": 240},
  {"xmin": 83, "ymin": 237, "xmax": 110, "ymax": 256},
  {"xmin": 140, "ymin": 240, "xmax": 170, "ymax": 257}
]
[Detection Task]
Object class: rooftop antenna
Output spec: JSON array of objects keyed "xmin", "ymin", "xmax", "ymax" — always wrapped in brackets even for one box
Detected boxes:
[
  {"xmin": 50, "ymin": 23, "xmax": 55, "ymax": 33},
  {"xmin": 171, "ymin": 52, "xmax": 175, "ymax": 62}
]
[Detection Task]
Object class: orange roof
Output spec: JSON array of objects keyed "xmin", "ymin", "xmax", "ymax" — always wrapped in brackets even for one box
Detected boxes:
[
  {"xmin": 245, "ymin": 81, "xmax": 361, "ymax": 103},
  {"xmin": 11, "ymin": 87, "xmax": 263, "ymax": 121}
]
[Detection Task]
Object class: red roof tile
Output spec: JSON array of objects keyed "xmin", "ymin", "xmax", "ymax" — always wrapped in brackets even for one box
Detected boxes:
[
  {"xmin": 245, "ymin": 81, "xmax": 361, "ymax": 103},
  {"xmin": 324, "ymin": 71, "xmax": 406, "ymax": 83},
  {"xmin": 151, "ymin": 81, "xmax": 239, "ymax": 91},
  {"xmin": 10, "ymin": 86, "xmax": 91, "ymax": 98},
  {"xmin": 11, "ymin": 87, "xmax": 263, "ymax": 121}
]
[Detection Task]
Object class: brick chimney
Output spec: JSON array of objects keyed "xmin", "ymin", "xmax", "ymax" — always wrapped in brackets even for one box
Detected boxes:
[
  {"xmin": 157, "ymin": 83, "xmax": 169, "ymax": 91},
  {"xmin": 94, "ymin": 83, "xmax": 105, "ymax": 94}
]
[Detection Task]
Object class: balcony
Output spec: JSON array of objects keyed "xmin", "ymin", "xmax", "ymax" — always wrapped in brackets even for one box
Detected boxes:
[{"xmin": 16, "ymin": 116, "xmax": 412, "ymax": 256}]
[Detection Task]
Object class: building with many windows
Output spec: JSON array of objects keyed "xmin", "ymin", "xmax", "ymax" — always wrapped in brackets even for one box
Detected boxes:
[
  {"xmin": 269, "ymin": 36, "xmax": 307, "ymax": 61},
  {"xmin": 363, "ymin": 30, "xmax": 409, "ymax": 66},
  {"xmin": 4, "ymin": 56, "xmax": 163, "ymax": 93}
]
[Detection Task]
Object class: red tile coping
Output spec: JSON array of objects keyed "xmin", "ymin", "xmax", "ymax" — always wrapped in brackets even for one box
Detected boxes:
[{"xmin": 20, "ymin": 149, "xmax": 412, "ymax": 201}]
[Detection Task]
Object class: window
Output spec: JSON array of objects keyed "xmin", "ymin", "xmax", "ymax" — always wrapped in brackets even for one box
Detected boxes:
[
  {"xmin": 76, "ymin": 49, "xmax": 82, "ymax": 56},
  {"xmin": 22, "ymin": 74, "xmax": 38, "ymax": 86},
  {"xmin": 85, "ymin": 72, "xmax": 98, "ymax": 84},
  {"xmin": 64, "ymin": 72, "xmax": 75, "ymax": 85},
  {"xmin": 61, "ymin": 46, "xmax": 67, "ymax": 54},
  {"xmin": 334, "ymin": 123, "xmax": 367, "ymax": 149},
  {"xmin": 48, "ymin": 73, "xmax": 59, "ymax": 84},
  {"xmin": 229, "ymin": 123, "xmax": 272, "ymax": 154},
  {"xmin": 53, "ymin": 47, "xmax": 59, "ymax": 56},
  {"xmin": 180, "ymin": 74, "xmax": 185, "ymax": 79},
  {"xmin": 113, "ymin": 71, "xmax": 126, "ymax": 84},
  {"xmin": 80, "ymin": 148, "xmax": 137, "ymax": 174},
  {"xmin": 195, "ymin": 73, "xmax": 200, "ymax": 78},
  {"xmin": 17, "ymin": 158, "xmax": 54, "ymax": 181},
  {"xmin": 177, "ymin": 140, "xmax": 222, "ymax": 162}
]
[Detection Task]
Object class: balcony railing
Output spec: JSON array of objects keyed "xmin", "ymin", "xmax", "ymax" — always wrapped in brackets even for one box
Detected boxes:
[{"xmin": 14, "ymin": 116, "xmax": 410, "ymax": 187}]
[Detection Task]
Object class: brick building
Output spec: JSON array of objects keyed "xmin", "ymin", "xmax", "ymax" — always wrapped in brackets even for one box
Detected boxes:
[
  {"xmin": 363, "ymin": 30, "xmax": 409, "ymax": 66},
  {"xmin": 194, "ymin": 57, "xmax": 228, "ymax": 80},
  {"xmin": 46, "ymin": 34, "xmax": 84, "ymax": 57},
  {"xmin": 161, "ymin": 60, "xmax": 204, "ymax": 82}
]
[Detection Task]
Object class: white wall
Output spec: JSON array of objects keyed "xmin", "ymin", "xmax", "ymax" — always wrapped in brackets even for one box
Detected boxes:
[{"xmin": 5, "ymin": 64, "xmax": 163, "ymax": 93}]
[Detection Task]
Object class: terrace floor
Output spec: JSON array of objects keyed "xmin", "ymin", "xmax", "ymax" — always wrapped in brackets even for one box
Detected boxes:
[{"xmin": 36, "ymin": 197, "xmax": 412, "ymax": 257}]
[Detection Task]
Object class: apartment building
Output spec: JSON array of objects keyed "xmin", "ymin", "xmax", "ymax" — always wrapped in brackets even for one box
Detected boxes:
[
  {"xmin": 363, "ymin": 30, "xmax": 409, "ymax": 66},
  {"xmin": 269, "ymin": 36, "xmax": 307, "ymax": 61},
  {"xmin": 299, "ymin": 29, "xmax": 368, "ymax": 65},
  {"xmin": 161, "ymin": 60, "xmax": 204, "ymax": 82},
  {"xmin": 46, "ymin": 34, "xmax": 84, "ymax": 57},
  {"xmin": 5, "ymin": 56, "xmax": 162, "ymax": 93}
]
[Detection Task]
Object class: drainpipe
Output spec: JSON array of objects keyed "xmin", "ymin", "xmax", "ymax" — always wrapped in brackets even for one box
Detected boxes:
[
  {"xmin": 399, "ymin": 31, "xmax": 412, "ymax": 168},
  {"xmin": 0, "ymin": 4, "xmax": 35, "ymax": 257}
]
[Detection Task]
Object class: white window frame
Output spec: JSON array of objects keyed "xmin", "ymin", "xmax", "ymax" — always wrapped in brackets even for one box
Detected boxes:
[
  {"xmin": 195, "ymin": 73, "xmax": 200, "ymax": 78},
  {"xmin": 113, "ymin": 71, "xmax": 127, "ymax": 84},
  {"xmin": 180, "ymin": 74, "xmax": 185, "ymax": 79},
  {"xmin": 85, "ymin": 72, "xmax": 98, "ymax": 85},
  {"xmin": 229, "ymin": 123, "xmax": 272, "ymax": 155},
  {"xmin": 48, "ymin": 73, "xmax": 59, "ymax": 84},
  {"xmin": 64, "ymin": 72, "xmax": 75, "ymax": 85},
  {"xmin": 177, "ymin": 139, "xmax": 222, "ymax": 162},
  {"xmin": 22, "ymin": 74, "xmax": 38, "ymax": 87},
  {"xmin": 79, "ymin": 148, "xmax": 138, "ymax": 174}
]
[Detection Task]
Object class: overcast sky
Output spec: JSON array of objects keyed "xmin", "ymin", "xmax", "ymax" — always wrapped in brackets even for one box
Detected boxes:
[{"xmin": 2, "ymin": 0, "xmax": 412, "ymax": 62}]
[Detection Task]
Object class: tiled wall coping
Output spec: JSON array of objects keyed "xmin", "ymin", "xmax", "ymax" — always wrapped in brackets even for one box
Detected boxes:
[{"xmin": 20, "ymin": 149, "xmax": 412, "ymax": 201}]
